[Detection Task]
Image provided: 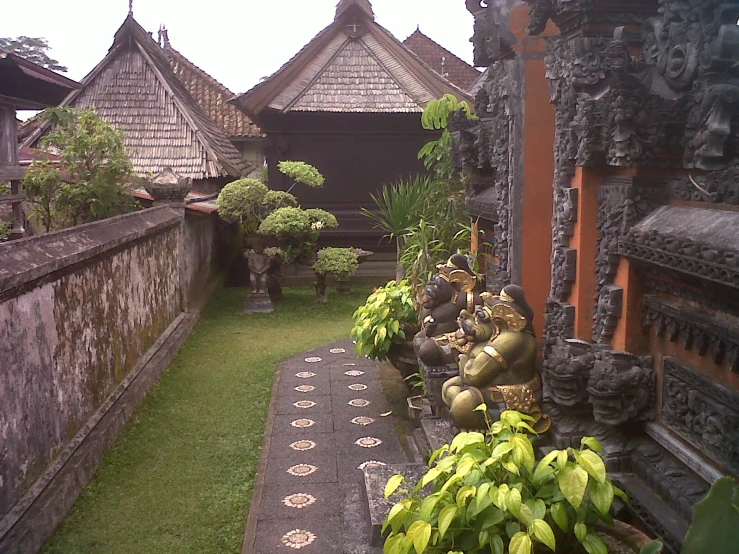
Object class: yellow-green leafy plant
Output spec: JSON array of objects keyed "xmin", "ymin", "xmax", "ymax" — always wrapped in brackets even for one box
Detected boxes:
[
  {"xmin": 351, "ymin": 280, "xmax": 417, "ymax": 361},
  {"xmin": 383, "ymin": 410, "xmax": 627, "ymax": 554}
]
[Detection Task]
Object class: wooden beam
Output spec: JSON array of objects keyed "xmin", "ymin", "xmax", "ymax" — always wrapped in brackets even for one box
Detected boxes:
[
  {"xmin": 0, "ymin": 193, "xmax": 26, "ymax": 204},
  {"xmin": 0, "ymin": 166, "xmax": 26, "ymax": 180}
]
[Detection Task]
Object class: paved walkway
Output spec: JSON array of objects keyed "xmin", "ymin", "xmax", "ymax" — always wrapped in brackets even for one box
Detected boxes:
[{"xmin": 242, "ymin": 339, "xmax": 410, "ymax": 554}]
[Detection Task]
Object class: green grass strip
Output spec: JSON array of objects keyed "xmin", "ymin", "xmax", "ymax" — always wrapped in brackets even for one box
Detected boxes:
[{"xmin": 42, "ymin": 285, "xmax": 373, "ymax": 554}]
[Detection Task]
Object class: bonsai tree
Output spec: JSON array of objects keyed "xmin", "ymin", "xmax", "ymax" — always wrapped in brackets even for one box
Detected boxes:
[
  {"xmin": 216, "ymin": 178, "xmax": 297, "ymax": 236},
  {"xmin": 259, "ymin": 206, "xmax": 338, "ymax": 265},
  {"xmin": 312, "ymin": 247, "xmax": 359, "ymax": 278},
  {"xmin": 383, "ymin": 410, "xmax": 629, "ymax": 554}
]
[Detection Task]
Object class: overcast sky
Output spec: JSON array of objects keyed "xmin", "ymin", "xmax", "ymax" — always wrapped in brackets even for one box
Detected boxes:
[{"xmin": 1, "ymin": 0, "xmax": 477, "ymax": 95}]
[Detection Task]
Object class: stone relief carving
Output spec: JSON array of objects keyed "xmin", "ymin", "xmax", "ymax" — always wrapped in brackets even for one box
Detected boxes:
[
  {"xmin": 662, "ymin": 357, "xmax": 739, "ymax": 475},
  {"xmin": 545, "ymin": 339, "xmax": 595, "ymax": 411},
  {"xmin": 588, "ymin": 350, "xmax": 656, "ymax": 426},
  {"xmin": 666, "ymin": 163, "xmax": 739, "ymax": 205}
]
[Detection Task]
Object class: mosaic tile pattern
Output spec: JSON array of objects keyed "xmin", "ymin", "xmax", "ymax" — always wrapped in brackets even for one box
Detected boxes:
[
  {"xmin": 348, "ymin": 399, "xmax": 370, "ymax": 407},
  {"xmin": 351, "ymin": 416, "xmax": 375, "ymax": 426},
  {"xmin": 289, "ymin": 440, "xmax": 316, "ymax": 451},
  {"xmin": 287, "ymin": 464, "xmax": 317, "ymax": 477},
  {"xmin": 283, "ymin": 493, "xmax": 316, "ymax": 509},
  {"xmin": 358, "ymin": 460, "xmax": 387, "ymax": 471},
  {"xmin": 348, "ymin": 383, "xmax": 368, "ymax": 391},
  {"xmin": 344, "ymin": 370, "xmax": 364, "ymax": 376},
  {"xmin": 293, "ymin": 401, "xmax": 316, "ymax": 409},
  {"xmin": 294, "ymin": 385, "xmax": 315, "ymax": 393},
  {"xmin": 291, "ymin": 418, "xmax": 315, "ymax": 429},
  {"xmin": 281, "ymin": 529, "xmax": 316, "ymax": 549},
  {"xmin": 296, "ymin": 372, "xmax": 316, "ymax": 379},
  {"xmin": 304, "ymin": 357, "xmax": 322, "ymax": 363},
  {"xmin": 355, "ymin": 437, "xmax": 383, "ymax": 448},
  {"xmin": 330, "ymin": 348, "xmax": 346, "ymax": 354},
  {"xmin": 343, "ymin": 363, "xmax": 356, "ymax": 366}
]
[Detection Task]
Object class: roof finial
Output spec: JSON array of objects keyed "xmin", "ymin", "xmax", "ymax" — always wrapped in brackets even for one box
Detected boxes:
[
  {"xmin": 128, "ymin": 0, "xmax": 133, "ymax": 15},
  {"xmin": 158, "ymin": 24, "xmax": 170, "ymax": 47}
]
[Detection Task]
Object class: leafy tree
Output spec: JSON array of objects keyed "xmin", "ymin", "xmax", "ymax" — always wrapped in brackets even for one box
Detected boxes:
[
  {"xmin": 0, "ymin": 36, "xmax": 67, "ymax": 72},
  {"xmin": 22, "ymin": 108, "xmax": 139, "ymax": 232}
]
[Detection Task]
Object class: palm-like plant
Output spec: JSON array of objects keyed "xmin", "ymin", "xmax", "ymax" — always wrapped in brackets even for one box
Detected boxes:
[{"xmin": 363, "ymin": 175, "xmax": 431, "ymax": 282}]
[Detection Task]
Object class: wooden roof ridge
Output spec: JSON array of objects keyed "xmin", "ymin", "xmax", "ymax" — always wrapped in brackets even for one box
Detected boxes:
[
  {"xmin": 402, "ymin": 28, "xmax": 480, "ymax": 91},
  {"xmin": 233, "ymin": 4, "xmax": 472, "ymax": 121},
  {"xmin": 23, "ymin": 14, "xmax": 249, "ymax": 179},
  {"xmin": 163, "ymin": 43, "xmax": 262, "ymax": 138}
]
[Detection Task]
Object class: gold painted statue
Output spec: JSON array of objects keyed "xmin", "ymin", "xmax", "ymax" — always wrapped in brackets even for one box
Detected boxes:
[{"xmin": 441, "ymin": 285, "xmax": 550, "ymax": 432}]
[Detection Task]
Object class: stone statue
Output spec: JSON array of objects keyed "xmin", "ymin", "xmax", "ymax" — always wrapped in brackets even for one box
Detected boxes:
[
  {"xmin": 416, "ymin": 254, "xmax": 483, "ymax": 367},
  {"xmin": 441, "ymin": 285, "xmax": 551, "ymax": 432},
  {"xmin": 246, "ymin": 242, "xmax": 270, "ymax": 295}
]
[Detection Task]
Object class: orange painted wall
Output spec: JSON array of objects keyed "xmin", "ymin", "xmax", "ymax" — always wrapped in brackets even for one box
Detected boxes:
[
  {"xmin": 569, "ymin": 168, "xmax": 602, "ymax": 341},
  {"xmin": 611, "ymin": 258, "xmax": 647, "ymax": 353}
]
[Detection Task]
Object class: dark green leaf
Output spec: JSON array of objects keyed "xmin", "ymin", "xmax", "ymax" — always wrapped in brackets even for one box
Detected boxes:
[
  {"xmin": 551, "ymin": 502, "xmax": 569, "ymax": 531},
  {"xmin": 490, "ymin": 534, "xmax": 505, "ymax": 554},
  {"xmin": 582, "ymin": 532, "xmax": 608, "ymax": 554}
]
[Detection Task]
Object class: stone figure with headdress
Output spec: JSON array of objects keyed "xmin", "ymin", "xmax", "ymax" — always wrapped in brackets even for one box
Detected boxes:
[
  {"xmin": 441, "ymin": 285, "xmax": 551, "ymax": 432},
  {"xmin": 416, "ymin": 254, "xmax": 484, "ymax": 367}
]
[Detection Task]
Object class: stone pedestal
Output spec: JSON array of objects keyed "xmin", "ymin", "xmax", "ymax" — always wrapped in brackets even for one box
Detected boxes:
[
  {"xmin": 335, "ymin": 276, "xmax": 352, "ymax": 295},
  {"xmin": 243, "ymin": 292, "xmax": 274, "ymax": 314},
  {"xmin": 419, "ymin": 360, "xmax": 458, "ymax": 417}
]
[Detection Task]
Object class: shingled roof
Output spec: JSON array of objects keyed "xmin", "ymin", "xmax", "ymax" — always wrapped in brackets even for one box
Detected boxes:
[
  {"xmin": 23, "ymin": 15, "xmax": 249, "ymax": 181},
  {"xmin": 235, "ymin": 0, "xmax": 472, "ymax": 122},
  {"xmin": 163, "ymin": 42, "xmax": 262, "ymax": 139},
  {"xmin": 403, "ymin": 29, "xmax": 480, "ymax": 91}
]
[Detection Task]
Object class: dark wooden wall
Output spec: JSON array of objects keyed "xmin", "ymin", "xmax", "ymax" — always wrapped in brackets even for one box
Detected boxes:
[{"xmin": 261, "ymin": 111, "xmax": 439, "ymax": 250}]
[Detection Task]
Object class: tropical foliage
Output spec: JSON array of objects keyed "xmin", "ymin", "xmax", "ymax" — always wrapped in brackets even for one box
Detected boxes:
[
  {"xmin": 22, "ymin": 107, "xmax": 139, "ymax": 232},
  {"xmin": 351, "ymin": 280, "xmax": 417, "ymax": 361},
  {"xmin": 383, "ymin": 410, "xmax": 625, "ymax": 554},
  {"xmin": 312, "ymin": 247, "xmax": 359, "ymax": 277}
]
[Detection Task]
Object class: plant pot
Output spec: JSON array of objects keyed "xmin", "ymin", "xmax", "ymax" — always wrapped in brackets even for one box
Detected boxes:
[{"xmin": 387, "ymin": 340, "xmax": 419, "ymax": 381}]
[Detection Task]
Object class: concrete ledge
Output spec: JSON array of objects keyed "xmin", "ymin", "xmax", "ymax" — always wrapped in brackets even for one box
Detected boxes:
[
  {"xmin": 0, "ymin": 311, "xmax": 198, "ymax": 554},
  {"xmin": 0, "ymin": 206, "xmax": 181, "ymax": 296}
]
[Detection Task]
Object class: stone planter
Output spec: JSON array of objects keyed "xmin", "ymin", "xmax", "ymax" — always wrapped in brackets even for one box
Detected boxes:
[
  {"xmin": 386, "ymin": 339, "xmax": 419, "ymax": 381},
  {"xmin": 335, "ymin": 276, "xmax": 352, "ymax": 295}
]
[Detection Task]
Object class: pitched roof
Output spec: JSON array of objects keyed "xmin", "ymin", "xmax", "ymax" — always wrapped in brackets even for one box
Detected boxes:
[
  {"xmin": 235, "ymin": 0, "xmax": 472, "ymax": 121},
  {"xmin": 23, "ymin": 15, "xmax": 249, "ymax": 181},
  {"xmin": 403, "ymin": 29, "xmax": 480, "ymax": 91},
  {"xmin": 163, "ymin": 43, "xmax": 262, "ymax": 138},
  {"xmin": 0, "ymin": 49, "xmax": 80, "ymax": 109}
]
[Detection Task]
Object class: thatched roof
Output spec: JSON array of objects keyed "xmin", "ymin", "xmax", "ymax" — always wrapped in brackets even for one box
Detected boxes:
[
  {"xmin": 234, "ymin": 0, "xmax": 472, "ymax": 122},
  {"xmin": 23, "ymin": 15, "xmax": 249, "ymax": 181},
  {"xmin": 163, "ymin": 42, "xmax": 262, "ymax": 139},
  {"xmin": 403, "ymin": 29, "xmax": 480, "ymax": 91}
]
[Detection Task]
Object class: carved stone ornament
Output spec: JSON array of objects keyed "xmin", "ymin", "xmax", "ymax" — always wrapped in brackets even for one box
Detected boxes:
[
  {"xmin": 666, "ymin": 163, "xmax": 739, "ymax": 205},
  {"xmin": 641, "ymin": 296, "xmax": 739, "ymax": 373},
  {"xmin": 465, "ymin": 0, "xmax": 520, "ymax": 66},
  {"xmin": 587, "ymin": 350, "xmax": 656, "ymax": 426},
  {"xmin": 662, "ymin": 357, "xmax": 739, "ymax": 475},
  {"xmin": 545, "ymin": 339, "xmax": 595, "ymax": 411}
]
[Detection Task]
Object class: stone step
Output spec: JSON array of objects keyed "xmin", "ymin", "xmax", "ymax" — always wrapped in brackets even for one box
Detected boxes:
[{"xmin": 361, "ymin": 463, "xmax": 427, "ymax": 548}]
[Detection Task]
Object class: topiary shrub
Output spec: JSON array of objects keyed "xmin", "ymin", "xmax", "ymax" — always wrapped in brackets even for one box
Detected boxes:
[{"xmin": 313, "ymin": 247, "xmax": 359, "ymax": 277}]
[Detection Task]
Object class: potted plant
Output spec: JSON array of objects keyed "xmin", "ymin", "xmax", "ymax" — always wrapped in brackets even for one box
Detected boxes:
[
  {"xmin": 259, "ymin": 206, "xmax": 338, "ymax": 267},
  {"xmin": 312, "ymin": 247, "xmax": 359, "ymax": 302},
  {"xmin": 383, "ymin": 409, "xmax": 650, "ymax": 554},
  {"xmin": 351, "ymin": 279, "xmax": 420, "ymax": 379}
]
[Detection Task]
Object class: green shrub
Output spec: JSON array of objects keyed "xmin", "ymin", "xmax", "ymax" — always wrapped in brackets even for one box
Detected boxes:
[
  {"xmin": 0, "ymin": 219, "xmax": 11, "ymax": 241},
  {"xmin": 384, "ymin": 410, "xmax": 626, "ymax": 554},
  {"xmin": 351, "ymin": 280, "xmax": 417, "ymax": 361},
  {"xmin": 258, "ymin": 206, "xmax": 311, "ymax": 239},
  {"xmin": 278, "ymin": 160, "xmax": 325, "ymax": 189},
  {"xmin": 313, "ymin": 247, "xmax": 359, "ymax": 277}
]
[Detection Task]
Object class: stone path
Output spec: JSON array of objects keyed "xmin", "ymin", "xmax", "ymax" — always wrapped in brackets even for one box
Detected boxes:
[{"xmin": 242, "ymin": 338, "xmax": 410, "ymax": 554}]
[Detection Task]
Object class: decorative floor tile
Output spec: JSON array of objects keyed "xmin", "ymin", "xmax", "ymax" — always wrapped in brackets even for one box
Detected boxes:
[
  {"xmin": 344, "ymin": 370, "xmax": 364, "ymax": 376},
  {"xmin": 348, "ymin": 399, "xmax": 370, "ymax": 407},
  {"xmin": 358, "ymin": 460, "xmax": 387, "ymax": 471},
  {"xmin": 354, "ymin": 437, "xmax": 383, "ymax": 448},
  {"xmin": 281, "ymin": 529, "xmax": 316, "ymax": 549},
  {"xmin": 350, "ymin": 416, "xmax": 375, "ymax": 426},
  {"xmin": 304, "ymin": 356, "xmax": 322, "ymax": 363},
  {"xmin": 293, "ymin": 400, "xmax": 316, "ymax": 409},
  {"xmin": 282, "ymin": 493, "xmax": 317, "ymax": 509},
  {"xmin": 343, "ymin": 363, "xmax": 356, "ymax": 366},
  {"xmin": 330, "ymin": 348, "xmax": 346, "ymax": 354},
  {"xmin": 287, "ymin": 464, "xmax": 318, "ymax": 477},
  {"xmin": 289, "ymin": 440, "xmax": 316, "ymax": 451},
  {"xmin": 295, "ymin": 385, "xmax": 315, "ymax": 393},
  {"xmin": 348, "ymin": 383, "xmax": 367, "ymax": 391},
  {"xmin": 291, "ymin": 418, "xmax": 315, "ymax": 429},
  {"xmin": 296, "ymin": 372, "xmax": 316, "ymax": 379}
]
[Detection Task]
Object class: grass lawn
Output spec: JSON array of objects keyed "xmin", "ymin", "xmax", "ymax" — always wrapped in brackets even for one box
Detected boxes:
[{"xmin": 42, "ymin": 285, "xmax": 374, "ymax": 554}]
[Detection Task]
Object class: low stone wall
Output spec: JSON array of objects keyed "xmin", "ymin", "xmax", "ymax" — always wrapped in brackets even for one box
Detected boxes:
[
  {"xmin": 0, "ymin": 205, "xmax": 215, "ymax": 552},
  {"xmin": 184, "ymin": 211, "xmax": 217, "ymax": 306}
]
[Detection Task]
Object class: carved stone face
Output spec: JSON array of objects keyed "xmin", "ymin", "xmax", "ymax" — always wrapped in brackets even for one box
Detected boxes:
[
  {"xmin": 456, "ymin": 307, "xmax": 496, "ymax": 343},
  {"xmin": 421, "ymin": 275, "xmax": 454, "ymax": 310},
  {"xmin": 466, "ymin": 0, "xmax": 497, "ymax": 67}
]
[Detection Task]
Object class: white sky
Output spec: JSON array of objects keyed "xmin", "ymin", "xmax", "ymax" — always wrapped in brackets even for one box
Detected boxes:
[{"xmin": 1, "ymin": 0, "xmax": 477, "ymax": 95}]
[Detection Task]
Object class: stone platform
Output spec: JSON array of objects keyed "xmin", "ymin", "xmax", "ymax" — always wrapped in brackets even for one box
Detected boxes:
[{"xmin": 241, "ymin": 339, "xmax": 411, "ymax": 554}]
